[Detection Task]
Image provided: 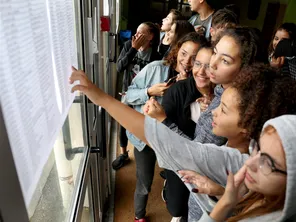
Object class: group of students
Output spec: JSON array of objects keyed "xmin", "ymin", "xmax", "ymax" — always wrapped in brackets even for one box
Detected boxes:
[{"xmin": 70, "ymin": 1, "xmax": 296, "ymax": 222}]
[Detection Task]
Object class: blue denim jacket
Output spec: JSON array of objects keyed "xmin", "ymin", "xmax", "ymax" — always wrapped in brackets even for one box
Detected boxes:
[{"xmin": 125, "ymin": 60, "xmax": 170, "ymax": 151}]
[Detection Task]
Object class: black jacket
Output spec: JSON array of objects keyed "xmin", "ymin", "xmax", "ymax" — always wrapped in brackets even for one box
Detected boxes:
[
  {"xmin": 117, "ymin": 40, "xmax": 161, "ymax": 92},
  {"xmin": 162, "ymin": 77, "xmax": 202, "ymax": 139}
]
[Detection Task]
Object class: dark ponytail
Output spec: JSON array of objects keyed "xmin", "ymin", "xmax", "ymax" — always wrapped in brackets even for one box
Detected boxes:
[{"xmin": 142, "ymin": 22, "xmax": 160, "ymax": 51}]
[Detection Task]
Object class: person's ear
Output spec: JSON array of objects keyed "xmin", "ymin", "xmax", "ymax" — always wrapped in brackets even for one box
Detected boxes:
[
  {"xmin": 147, "ymin": 34, "xmax": 153, "ymax": 41},
  {"xmin": 210, "ymin": 27, "xmax": 214, "ymax": 36},
  {"xmin": 240, "ymin": 128, "xmax": 249, "ymax": 137}
]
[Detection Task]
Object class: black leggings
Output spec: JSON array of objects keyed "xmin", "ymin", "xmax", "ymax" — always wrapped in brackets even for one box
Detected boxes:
[
  {"xmin": 165, "ymin": 169, "xmax": 189, "ymax": 219},
  {"xmin": 119, "ymin": 125, "xmax": 128, "ymax": 147}
]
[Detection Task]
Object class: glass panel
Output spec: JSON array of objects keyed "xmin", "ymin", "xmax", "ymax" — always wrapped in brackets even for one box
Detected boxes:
[
  {"xmin": 28, "ymin": 98, "xmax": 88, "ymax": 222},
  {"xmin": 80, "ymin": 186, "xmax": 94, "ymax": 222}
]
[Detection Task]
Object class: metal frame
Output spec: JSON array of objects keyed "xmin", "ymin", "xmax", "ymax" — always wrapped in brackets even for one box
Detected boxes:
[
  {"xmin": 71, "ymin": 147, "xmax": 91, "ymax": 222},
  {"xmin": 79, "ymin": 0, "xmax": 112, "ymax": 220},
  {"xmin": 0, "ymin": 106, "xmax": 29, "ymax": 222},
  {"xmin": 1, "ymin": 0, "xmax": 118, "ymax": 220},
  {"xmin": 0, "ymin": 0, "xmax": 107, "ymax": 221}
]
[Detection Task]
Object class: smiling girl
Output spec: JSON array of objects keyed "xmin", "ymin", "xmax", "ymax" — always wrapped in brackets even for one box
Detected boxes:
[{"xmin": 148, "ymin": 44, "xmax": 214, "ymax": 220}]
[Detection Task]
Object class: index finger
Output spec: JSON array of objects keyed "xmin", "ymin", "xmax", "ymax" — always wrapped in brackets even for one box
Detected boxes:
[
  {"xmin": 146, "ymin": 98, "xmax": 154, "ymax": 106},
  {"xmin": 69, "ymin": 71, "xmax": 86, "ymax": 84},
  {"xmin": 158, "ymin": 82, "xmax": 169, "ymax": 87},
  {"xmin": 196, "ymin": 97, "xmax": 204, "ymax": 103},
  {"xmin": 225, "ymin": 172, "xmax": 235, "ymax": 191},
  {"xmin": 178, "ymin": 170, "xmax": 195, "ymax": 176},
  {"xmin": 234, "ymin": 165, "xmax": 247, "ymax": 187}
]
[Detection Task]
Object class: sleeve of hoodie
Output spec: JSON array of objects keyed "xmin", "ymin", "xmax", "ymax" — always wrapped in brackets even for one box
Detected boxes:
[
  {"xmin": 116, "ymin": 40, "xmax": 138, "ymax": 72},
  {"xmin": 125, "ymin": 63, "xmax": 153, "ymax": 105},
  {"xmin": 144, "ymin": 116, "xmax": 249, "ymax": 186},
  {"xmin": 162, "ymin": 119, "xmax": 192, "ymax": 140}
]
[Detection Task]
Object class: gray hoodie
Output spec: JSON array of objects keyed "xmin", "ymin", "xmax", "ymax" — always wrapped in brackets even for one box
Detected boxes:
[
  {"xmin": 144, "ymin": 115, "xmax": 296, "ymax": 221},
  {"xmin": 145, "ymin": 116, "xmax": 248, "ymax": 213}
]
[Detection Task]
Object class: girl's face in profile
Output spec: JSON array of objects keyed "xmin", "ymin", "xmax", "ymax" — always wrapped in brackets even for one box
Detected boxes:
[
  {"xmin": 207, "ymin": 35, "xmax": 242, "ymax": 89},
  {"xmin": 167, "ymin": 23, "xmax": 176, "ymax": 41},
  {"xmin": 211, "ymin": 87, "xmax": 247, "ymax": 140},
  {"xmin": 272, "ymin": 29, "xmax": 290, "ymax": 51},
  {"xmin": 161, "ymin": 13, "xmax": 174, "ymax": 32}
]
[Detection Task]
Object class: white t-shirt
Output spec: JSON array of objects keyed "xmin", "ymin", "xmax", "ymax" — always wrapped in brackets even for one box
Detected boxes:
[{"xmin": 190, "ymin": 101, "xmax": 201, "ymax": 123}]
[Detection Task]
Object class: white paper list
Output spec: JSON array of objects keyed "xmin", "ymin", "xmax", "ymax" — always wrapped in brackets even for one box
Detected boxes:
[{"xmin": 0, "ymin": 0, "xmax": 78, "ymax": 206}]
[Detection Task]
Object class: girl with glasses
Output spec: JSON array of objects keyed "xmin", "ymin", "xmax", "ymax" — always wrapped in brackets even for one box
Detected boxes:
[
  {"xmin": 249, "ymin": 139, "xmax": 287, "ymax": 176},
  {"xmin": 147, "ymin": 43, "xmax": 215, "ymax": 221},
  {"xmin": 198, "ymin": 115, "xmax": 295, "ymax": 221},
  {"xmin": 181, "ymin": 116, "xmax": 294, "ymax": 222}
]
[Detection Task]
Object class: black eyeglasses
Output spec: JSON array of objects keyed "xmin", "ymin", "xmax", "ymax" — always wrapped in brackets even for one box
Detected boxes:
[{"xmin": 249, "ymin": 139, "xmax": 287, "ymax": 176}]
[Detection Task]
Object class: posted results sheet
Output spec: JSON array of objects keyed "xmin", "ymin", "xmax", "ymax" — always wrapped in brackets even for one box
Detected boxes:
[{"xmin": 0, "ymin": 0, "xmax": 78, "ymax": 206}]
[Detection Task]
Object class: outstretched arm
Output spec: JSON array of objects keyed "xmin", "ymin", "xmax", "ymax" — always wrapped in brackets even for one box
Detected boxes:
[
  {"xmin": 70, "ymin": 68, "xmax": 248, "ymax": 185},
  {"xmin": 70, "ymin": 68, "xmax": 149, "ymax": 145}
]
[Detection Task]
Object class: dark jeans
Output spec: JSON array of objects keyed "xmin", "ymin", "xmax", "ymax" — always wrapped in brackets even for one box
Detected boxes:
[
  {"xmin": 119, "ymin": 125, "xmax": 128, "ymax": 148},
  {"xmin": 134, "ymin": 146, "xmax": 156, "ymax": 219},
  {"xmin": 164, "ymin": 169, "xmax": 189, "ymax": 219}
]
